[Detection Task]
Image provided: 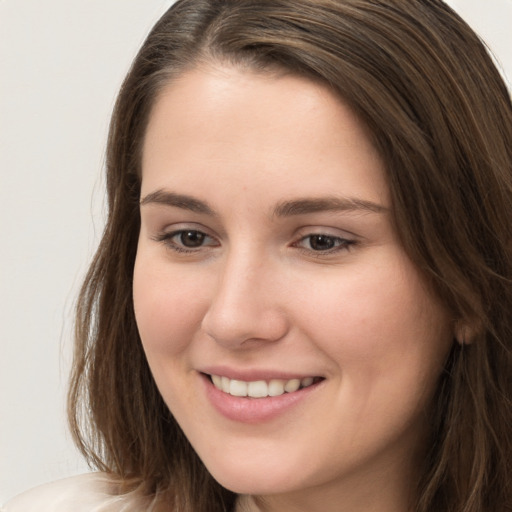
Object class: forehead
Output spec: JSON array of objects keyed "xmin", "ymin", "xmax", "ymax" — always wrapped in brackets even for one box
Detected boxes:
[{"xmin": 141, "ymin": 65, "xmax": 388, "ymax": 208}]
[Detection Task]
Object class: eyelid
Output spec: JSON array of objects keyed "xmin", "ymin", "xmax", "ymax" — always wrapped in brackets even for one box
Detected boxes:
[
  {"xmin": 291, "ymin": 226, "xmax": 359, "ymax": 255},
  {"xmin": 294, "ymin": 234, "xmax": 355, "ymax": 251},
  {"xmin": 150, "ymin": 222, "xmax": 359, "ymax": 256},
  {"xmin": 292, "ymin": 225, "xmax": 359, "ymax": 242},
  {"xmin": 152, "ymin": 225, "xmax": 220, "ymax": 254}
]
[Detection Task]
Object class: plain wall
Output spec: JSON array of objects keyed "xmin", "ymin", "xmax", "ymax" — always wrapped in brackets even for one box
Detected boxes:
[{"xmin": 1, "ymin": 0, "xmax": 511, "ymax": 503}]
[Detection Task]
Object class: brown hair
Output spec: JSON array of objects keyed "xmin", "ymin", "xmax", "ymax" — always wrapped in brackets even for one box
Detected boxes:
[{"xmin": 68, "ymin": 1, "xmax": 512, "ymax": 511}]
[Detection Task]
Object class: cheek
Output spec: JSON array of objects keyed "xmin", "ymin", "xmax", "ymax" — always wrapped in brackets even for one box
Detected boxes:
[
  {"xmin": 295, "ymin": 261, "xmax": 453, "ymax": 457},
  {"xmin": 297, "ymin": 255, "xmax": 452, "ymax": 385},
  {"xmin": 132, "ymin": 252, "xmax": 211, "ymax": 416},
  {"xmin": 132, "ymin": 252, "xmax": 208, "ymax": 356}
]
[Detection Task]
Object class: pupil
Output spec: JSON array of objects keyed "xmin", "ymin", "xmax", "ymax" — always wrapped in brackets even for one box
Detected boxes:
[
  {"xmin": 181, "ymin": 231, "xmax": 205, "ymax": 247},
  {"xmin": 310, "ymin": 235, "xmax": 335, "ymax": 250}
]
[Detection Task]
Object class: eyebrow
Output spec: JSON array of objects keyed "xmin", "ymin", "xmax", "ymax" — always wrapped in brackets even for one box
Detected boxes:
[
  {"xmin": 140, "ymin": 190, "xmax": 216, "ymax": 216},
  {"xmin": 140, "ymin": 189, "xmax": 387, "ymax": 217},
  {"xmin": 272, "ymin": 197, "xmax": 387, "ymax": 217}
]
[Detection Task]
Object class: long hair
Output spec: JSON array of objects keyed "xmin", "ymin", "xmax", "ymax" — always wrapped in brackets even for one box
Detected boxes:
[{"xmin": 68, "ymin": 1, "xmax": 512, "ymax": 511}]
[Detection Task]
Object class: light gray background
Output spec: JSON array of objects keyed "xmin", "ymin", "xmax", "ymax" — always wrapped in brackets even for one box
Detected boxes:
[{"xmin": 1, "ymin": 0, "xmax": 511, "ymax": 504}]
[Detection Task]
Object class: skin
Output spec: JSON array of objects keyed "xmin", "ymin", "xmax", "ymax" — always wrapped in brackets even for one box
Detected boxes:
[{"xmin": 133, "ymin": 65, "xmax": 455, "ymax": 512}]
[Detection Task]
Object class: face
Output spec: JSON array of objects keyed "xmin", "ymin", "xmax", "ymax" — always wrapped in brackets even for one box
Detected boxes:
[{"xmin": 134, "ymin": 65, "xmax": 454, "ymax": 509}]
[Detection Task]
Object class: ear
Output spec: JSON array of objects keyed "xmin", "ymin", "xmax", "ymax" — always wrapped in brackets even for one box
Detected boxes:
[{"xmin": 454, "ymin": 320, "xmax": 475, "ymax": 345}]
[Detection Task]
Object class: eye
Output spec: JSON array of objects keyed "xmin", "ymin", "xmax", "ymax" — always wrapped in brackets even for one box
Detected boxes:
[
  {"xmin": 155, "ymin": 229, "xmax": 218, "ymax": 253},
  {"xmin": 295, "ymin": 233, "xmax": 355, "ymax": 253},
  {"xmin": 175, "ymin": 230, "xmax": 208, "ymax": 248}
]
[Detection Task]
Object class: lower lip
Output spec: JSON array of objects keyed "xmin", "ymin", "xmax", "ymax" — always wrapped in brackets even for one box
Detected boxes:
[{"xmin": 201, "ymin": 374, "xmax": 323, "ymax": 424}]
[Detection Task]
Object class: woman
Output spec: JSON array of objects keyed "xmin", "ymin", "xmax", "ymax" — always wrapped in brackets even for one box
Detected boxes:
[{"xmin": 5, "ymin": 0, "xmax": 512, "ymax": 511}]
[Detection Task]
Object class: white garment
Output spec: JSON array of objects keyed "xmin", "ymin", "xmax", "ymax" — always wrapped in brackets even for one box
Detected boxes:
[{"xmin": 2, "ymin": 473, "xmax": 160, "ymax": 512}]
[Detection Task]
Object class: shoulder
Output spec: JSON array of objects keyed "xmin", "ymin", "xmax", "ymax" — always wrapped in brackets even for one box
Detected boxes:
[{"xmin": 2, "ymin": 473, "xmax": 133, "ymax": 512}]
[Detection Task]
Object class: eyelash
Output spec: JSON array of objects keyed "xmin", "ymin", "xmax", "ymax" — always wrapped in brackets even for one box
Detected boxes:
[
  {"xmin": 154, "ymin": 229, "xmax": 356, "ymax": 256},
  {"xmin": 293, "ymin": 233, "xmax": 356, "ymax": 255},
  {"xmin": 153, "ymin": 230, "xmax": 219, "ymax": 254}
]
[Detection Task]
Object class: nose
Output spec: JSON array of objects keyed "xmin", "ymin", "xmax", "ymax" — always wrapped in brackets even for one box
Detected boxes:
[{"xmin": 201, "ymin": 249, "xmax": 289, "ymax": 349}]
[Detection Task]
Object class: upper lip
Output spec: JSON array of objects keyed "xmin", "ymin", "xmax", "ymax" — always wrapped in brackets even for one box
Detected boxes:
[{"xmin": 199, "ymin": 365, "xmax": 323, "ymax": 382}]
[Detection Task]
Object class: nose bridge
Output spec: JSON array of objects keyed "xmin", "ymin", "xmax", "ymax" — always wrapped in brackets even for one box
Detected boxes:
[{"xmin": 201, "ymin": 243, "xmax": 288, "ymax": 347}]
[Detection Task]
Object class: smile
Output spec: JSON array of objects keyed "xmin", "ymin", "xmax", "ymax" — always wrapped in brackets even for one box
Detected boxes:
[
  {"xmin": 209, "ymin": 374, "xmax": 321, "ymax": 398},
  {"xmin": 202, "ymin": 371, "xmax": 325, "ymax": 423}
]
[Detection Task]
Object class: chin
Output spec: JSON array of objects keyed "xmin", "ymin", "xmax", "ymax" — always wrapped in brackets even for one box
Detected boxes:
[
  {"xmin": 200, "ymin": 451, "xmax": 311, "ymax": 496},
  {"xmin": 212, "ymin": 472, "xmax": 297, "ymax": 496}
]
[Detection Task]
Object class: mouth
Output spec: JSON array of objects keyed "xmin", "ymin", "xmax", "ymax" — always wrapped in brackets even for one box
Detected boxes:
[{"xmin": 206, "ymin": 374, "xmax": 324, "ymax": 399}]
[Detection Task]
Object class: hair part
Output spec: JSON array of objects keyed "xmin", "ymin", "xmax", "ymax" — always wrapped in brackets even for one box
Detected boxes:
[{"xmin": 68, "ymin": 1, "xmax": 512, "ymax": 511}]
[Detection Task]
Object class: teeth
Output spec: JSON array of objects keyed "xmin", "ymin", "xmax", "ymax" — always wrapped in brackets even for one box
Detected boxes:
[
  {"xmin": 268, "ymin": 379, "xmax": 285, "ymax": 396},
  {"xmin": 221, "ymin": 376, "xmax": 231, "ymax": 393},
  {"xmin": 211, "ymin": 375, "xmax": 222, "ymax": 388},
  {"xmin": 301, "ymin": 377, "xmax": 314, "ymax": 387},
  {"xmin": 210, "ymin": 375, "xmax": 318, "ymax": 398},
  {"xmin": 284, "ymin": 378, "xmax": 301, "ymax": 393},
  {"xmin": 248, "ymin": 380, "xmax": 268, "ymax": 398}
]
